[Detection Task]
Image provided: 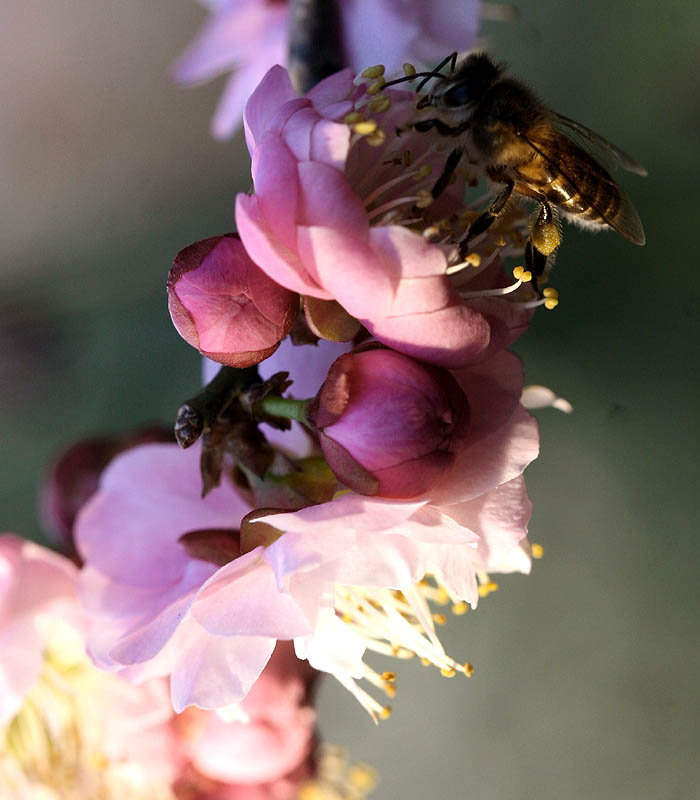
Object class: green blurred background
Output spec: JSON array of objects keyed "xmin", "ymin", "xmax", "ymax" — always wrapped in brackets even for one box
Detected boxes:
[{"xmin": 1, "ymin": 1, "xmax": 698, "ymax": 798}]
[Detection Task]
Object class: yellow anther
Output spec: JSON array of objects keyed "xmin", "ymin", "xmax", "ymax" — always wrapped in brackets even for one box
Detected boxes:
[
  {"xmin": 412, "ymin": 164, "xmax": 433, "ymax": 182},
  {"xmin": 298, "ymin": 784, "xmax": 326, "ymax": 800},
  {"xmin": 494, "ymin": 234, "xmax": 507, "ymax": 246},
  {"xmin": 478, "ymin": 581, "xmax": 499, "ymax": 597},
  {"xmin": 353, "ymin": 119, "xmax": 378, "ymax": 135},
  {"xmin": 520, "ymin": 270, "xmax": 532, "ymax": 282},
  {"xmin": 422, "ymin": 225, "xmax": 441, "ymax": 240},
  {"xmin": 421, "ymin": 657, "xmax": 431, "ymax": 667},
  {"xmin": 464, "ymin": 252, "xmax": 481, "ymax": 267},
  {"xmin": 379, "ymin": 706, "xmax": 392, "ymax": 720},
  {"xmin": 367, "ymin": 78, "xmax": 386, "ymax": 95},
  {"xmin": 384, "ymin": 683, "xmax": 397, "ymax": 698},
  {"xmin": 440, "ymin": 667, "xmax": 456, "ymax": 678},
  {"xmin": 415, "ymin": 189, "xmax": 433, "ymax": 208},
  {"xmin": 435, "ymin": 586, "xmax": 450, "ymax": 605},
  {"xmin": 432, "ymin": 613, "xmax": 447, "ymax": 626},
  {"xmin": 542, "ymin": 287, "xmax": 559, "ymax": 299},
  {"xmin": 342, "ymin": 613, "xmax": 353, "ymax": 623},
  {"xmin": 452, "ymin": 601, "xmax": 468, "ymax": 616},
  {"xmin": 403, "ymin": 149, "xmax": 413, "ymax": 166},
  {"xmin": 464, "ymin": 662, "xmax": 475, "ymax": 677},
  {"xmin": 366, "ymin": 129, "xmax": 387, "ymax": 147},
  {"xmin": 513, "ymin": 265, "xmax": 525, "ymax": 279},
  {"xmin": 361, "ymin": 65, "xmax": 386, "ymax": 79},
  {"xmin": 367, "ymin": 94, "xmax": 391, "ymax": 113},
  {"xmin": 403, "ymin": 63, "xmax": 417, "ymax": 77},
  {"xmin": 344, "ymin": 111, "xmax": 364, "ymax": 125},
  {"xmin": 531, "ymin": 543, "xmax": 544, "ymax": 559},
  {"xmin": 382, "ymin": 671, "xmax": 396, "ymax": 683},
  {"xmin": 348, "ymin": 764, "xmax": 379, "ymax": 792},
  {"xmin": 544, "ymin": 297, "xmax": 559, "ymax": 309}
]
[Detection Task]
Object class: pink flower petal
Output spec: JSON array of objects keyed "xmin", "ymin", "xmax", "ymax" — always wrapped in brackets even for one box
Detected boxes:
[
  {"xmin": 452, "ymin": 349, "xmax": 525, "ymax": 442},
  {"xmin": 296, "ymin": 226, "xmax": 394, "ymax": 318},
  {"xmin": 296, "ymin": 160, "xmax": 369, "ymax": 232},
  {"xmin": 306, "ymin": 69, "xmax": 355, "ymax": 111},
  {"xmin": 0, "ymin": 620, "xmax": 44, "ymax": 723},
  {"xmin": 429, "ymin": 406, "xmax": 540, "ymax": 505},
  {"xmin": 243, "ymin": 64, "xmax": 298, "ymax": 150},
  {"xmin": 441, "ymin": 476, "xmax": 532, "ymax": 572},
  {"xmin": 251, "ymin": 134, "xmax": 301, "ymax": 251},
  {"xmin": 173, "ymin": 2, "xmax": 284, "ymax": 84},
  {"xmin": 170, "ymin": 630, "xmax": 276, "ymax": 712},
  {"xmin": 365, "ymin": 304, "xmax": 493, "ymax": 368},
  {"xmin": 192, "ymin": 551, "xmax": 313, "ymax": 638},
  {"xmin": 76, "ymin": 444, "xmax": 248, "ymax": 587},
  {"xmin": 236, "ymin": 193, "xmax": 331, "ymax": 298},
  {"xmin": 295, "ymin": 607, "xmax": 366, "ymax": 680}
]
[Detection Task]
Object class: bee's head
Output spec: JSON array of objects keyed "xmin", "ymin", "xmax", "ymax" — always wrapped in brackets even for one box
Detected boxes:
[{"xmin": 419, "ymin": 53, "xmax": 502, "ymax": 113}]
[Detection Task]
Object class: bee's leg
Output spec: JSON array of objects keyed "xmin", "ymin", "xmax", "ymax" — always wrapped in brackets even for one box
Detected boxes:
[
  {"xmin": 458, "ymin": 181, "xmax": 514, "ymax": 258},
  {"xmin": 527, "ymin": 200, "xmax": 561, "ymax": 294},
  {"xmin": 525, "ymin": 241, "xmax": 548, "ymax": 295},
  {"xmin": 430, "ymin": 148, "xmax": 463, "ymax": 200}
]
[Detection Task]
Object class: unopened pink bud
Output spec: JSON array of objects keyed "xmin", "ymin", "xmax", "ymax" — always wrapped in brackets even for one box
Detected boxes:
[
  {"xmin": 308, "ymin": 349, "xmax": 469, "ymax": 498},
  {"xmin": 168, "ymin": 234, "xmax": 298, "ymax": 367}
]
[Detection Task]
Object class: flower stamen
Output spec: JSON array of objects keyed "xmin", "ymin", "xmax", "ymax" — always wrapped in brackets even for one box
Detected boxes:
[{"xmin": 331, "ymin": 577, "xmax": 475, "ymax": 720}]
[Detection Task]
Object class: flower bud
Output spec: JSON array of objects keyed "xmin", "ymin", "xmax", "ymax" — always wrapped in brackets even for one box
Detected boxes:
[
  {"xmin": 308, "ymin": 349, "xmax": 469, "ymax": 498},
  {"xmin": 168, "ymin": 234, "xmax": 298, "ymax": 367}
]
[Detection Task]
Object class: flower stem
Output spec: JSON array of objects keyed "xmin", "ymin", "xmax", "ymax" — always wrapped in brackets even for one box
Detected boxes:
[
  {"xmin": 175, "ymin": 366, "xmax": 259, "ymax": 448},
  {"xmin": 288, "ymin": 0, "xmax": 343, "ymax": 94},
  {"xmin": 255, "ymin": 395, "xmax": 311, "ymax": 426}
]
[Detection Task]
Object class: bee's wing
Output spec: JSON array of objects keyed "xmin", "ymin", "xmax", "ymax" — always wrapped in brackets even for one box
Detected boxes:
[
  {"xmin": 520, "ymin": 128, "xmax": 646, "ymax": 245},
  {"xmin": 552, "ymin": 112, "xmax": 648, "ymax": 176}
]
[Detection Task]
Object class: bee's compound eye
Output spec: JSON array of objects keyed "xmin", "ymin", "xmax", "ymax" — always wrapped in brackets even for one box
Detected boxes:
[{"xmin": 442, "ymin": 82, "xmax": 471, "ymax": 107}]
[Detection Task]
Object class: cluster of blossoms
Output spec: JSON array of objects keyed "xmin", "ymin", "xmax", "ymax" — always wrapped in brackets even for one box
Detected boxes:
[
  {"xmin": 73, "ymin": 62, "xmax": 569, "ymax": 721},
  {"xmin": 1, "ymin": 2, "xmax": 575, "ymax": 795},
  {"xmin": 0, "ymin": 535, "xmax": 377, "ymax": 798}
]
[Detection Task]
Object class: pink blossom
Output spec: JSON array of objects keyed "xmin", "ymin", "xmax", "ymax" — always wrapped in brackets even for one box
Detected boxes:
[
  {"xmin": 75, "ymin": 443, "xmax": 314, "ymax": 712},
  {"xmin": 177, "ymin": 642, "xmax": 316, "ymax": 787},
  {"xmin": 0, "ymin": 535, "xmax": 181, "ymax": 796},
  {"xmin": 307, "ymin": 348, "xmax": 469, "ymax": 497},
  {"xmin": 0, "ymin": 535, "xmax": 79, "ymax": 723},
  {"xmin": 263, "ymin": 350, "xmax": 537, "ymax": 590},
  {"xmin": 0, "ymin": 536, "xmax": 321, "ymax": 798},
  {"xmin": 168, "ymin": 234, "xmax": 298, "ymax": 368},
  {"xmin": 256, "ymin": 350, "xmax": 539, "ymax": 707},
  {"xmin": 235, "ymin": 66, "xmax": 532, "ymax": 368},
  {"xmin": 173, "ymin": 0, "xmax": 482, "ymax": 139},
  {"xmin": 74, "ymin": 351, "xmax": 537, "ymax": 717}
]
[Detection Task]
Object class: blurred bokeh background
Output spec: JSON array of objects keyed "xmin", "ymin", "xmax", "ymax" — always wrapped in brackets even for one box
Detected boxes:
[{"xmin": 2, "ymin": 1, "xmax": 698, "ymax": 798}]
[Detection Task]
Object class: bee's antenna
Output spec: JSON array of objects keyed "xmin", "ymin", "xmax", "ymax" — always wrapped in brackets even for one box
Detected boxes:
[
  {"xmin": 382, "ymin": 52, "xmax": 458, "ymax": 92},
  {"xmin": 416, "ymin": 52, "xmax": 457, "ymax": 91},
  {"xmin": 382, "ymin": 71, "xmax": 444, "ymax": 89}
]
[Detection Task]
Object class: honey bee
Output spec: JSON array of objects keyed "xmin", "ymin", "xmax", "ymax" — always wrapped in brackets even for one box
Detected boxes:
[{"xmin": 387, "ymin": 52, "xmax": 646, "ymax": 281}]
